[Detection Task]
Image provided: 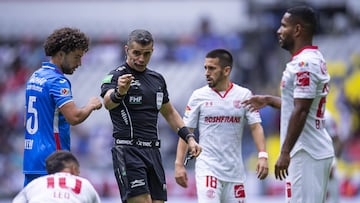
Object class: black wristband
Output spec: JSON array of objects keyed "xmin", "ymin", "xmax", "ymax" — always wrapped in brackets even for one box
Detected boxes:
[
  {"xmin": 115, "ymin": 87, "xmax": 126, "ymax": 98},
  {"xmin": 186, "ymin": 133, "xmax": 195, "ymax": 141},
  {"xmin": 110, "ymin": 91, "xmax": 123, "ymax": 103},
  {"xmin": 177, "ymin": 126, "xmax": 194, "ymax": 143}
]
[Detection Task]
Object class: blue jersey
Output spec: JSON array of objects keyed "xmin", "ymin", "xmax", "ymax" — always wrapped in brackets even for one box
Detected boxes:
[{"xmin": 23, "ymin": 62, "xmax": 73, "ymax": 174}]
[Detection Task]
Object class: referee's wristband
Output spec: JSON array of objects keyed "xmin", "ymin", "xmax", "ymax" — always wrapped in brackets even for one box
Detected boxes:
[
  {"xmin": 258, "ymin": 151, "xmax": 268, "ymax": 159},
  {"xmin": 177, "ymin": 126, "xmax": 194, "ymax": 143},
  {"xmin": 110, "ymin": 90, "xmax": 124, "ymax": 103}
]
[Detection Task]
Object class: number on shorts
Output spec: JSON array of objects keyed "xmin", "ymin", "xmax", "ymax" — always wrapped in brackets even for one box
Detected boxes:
[{"xmin": 206, "ymin": 176, "xmax": 217, "ymax": 189}]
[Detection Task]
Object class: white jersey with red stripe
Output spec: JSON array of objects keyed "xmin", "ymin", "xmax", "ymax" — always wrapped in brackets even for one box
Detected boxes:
[
  {"xmin": 183, "ymin": 82, "xmax": 261, "ymax": 182},
  {"xmin": 12, "ymin": 172, "xmax": 101, "ymax": 203},
  {"xmin": 280, "ymin": 46, "xmax": 334, "ymax": 159}
]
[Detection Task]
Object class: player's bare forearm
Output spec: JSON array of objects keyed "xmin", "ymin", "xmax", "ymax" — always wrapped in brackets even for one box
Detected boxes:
[
  {"xmin": 250, "ymin": 123, "xmax": 269, "ymax": 179},
  {"xmin": 175, "ymin": 162, "xmax": 188, "ymax": 188},
  {"xmin": 265, "ymin": 95, "xmax": 281, "ymax": 109},
  {"xmin": 175, "ymin": 138, "xmax": 189, "ymax": 188},
  {"xmin": 281, "ymin": 99, "xmax": 312, "ymax": 154},
  {"xmin": 275, "ymin": 99, "xmax": 312, "ymax": 180},
  {"xmin": 242, "ymin": 95, "xmax": 281, "ymax": 111},
  {"xmin": 160, "ymin": 103, "xmax": 201, "ymax": 156},
  {"xmin": 160, "ymin": 102, "xmax": 184, "ymax": 132},
  {"xmin": 175, "ymin": 138, "xmax": 188, "ymax": 167},
  {"xmin": 250, "ymin": 123, "xmax": 266, "ymax": 153},
  {"xmin": 60, "ymin": 98, "xmax": 102, "ymax": 125},
  {"xmin": 103, "ymin": 89, "xmax": 121, "ymax": 110}
]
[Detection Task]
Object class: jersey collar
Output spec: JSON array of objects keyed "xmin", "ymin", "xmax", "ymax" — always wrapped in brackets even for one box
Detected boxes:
[
  {"xmin": 42, "ymin": 62, "xmax": 63, "ymax": 75},
  {"xmin": 212, "ymin": 82, "xmax": 234, "ymax": 98},
  {"xmin": 291, "ymin": 45, "xmax": 318, "ymax": 60}
]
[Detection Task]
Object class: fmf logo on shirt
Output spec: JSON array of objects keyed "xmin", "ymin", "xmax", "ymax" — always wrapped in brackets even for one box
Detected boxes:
[
  {"xmin": 296, "ymin": 71, "xmax": 310, "ymax": 86},
  {"xmin": 129, "ymin": 96, "xmax": 142, "ymax": 104}
]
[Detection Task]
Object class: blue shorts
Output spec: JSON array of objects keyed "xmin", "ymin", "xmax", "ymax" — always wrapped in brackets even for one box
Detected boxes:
[{"xmin": 111, "ymin": 145, "xmax": 167, "ymax": 202}]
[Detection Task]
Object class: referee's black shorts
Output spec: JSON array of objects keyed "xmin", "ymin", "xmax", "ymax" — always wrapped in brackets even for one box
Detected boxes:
[{"xmin": 111, "ymin": 145, "xmax": 167, "ymax": 202}]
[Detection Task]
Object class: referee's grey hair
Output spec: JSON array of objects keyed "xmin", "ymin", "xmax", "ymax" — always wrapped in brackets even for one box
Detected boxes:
[{"xmin": 127, "ymin": 29, "xmax": 153, "ymax": 46}]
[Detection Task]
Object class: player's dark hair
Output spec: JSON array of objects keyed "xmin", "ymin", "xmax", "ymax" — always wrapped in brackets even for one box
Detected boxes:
[
  {"xmin": 127, "ymin": 29, "xmax": 154, "ymax": 46},
  {"xmin": 44, "ymin": 27, "xmax": 90, "ymax": 56},
  {"xmin": 206, "ymin": 49, "xmax": 233, "ymax": 68},
  {"xmin": 287, "ymin": 5, "xmax": 317, "ymax": 36},
  {"xmin": 45, "ymin": 150, "xmax": 79, "ymax": 174}
]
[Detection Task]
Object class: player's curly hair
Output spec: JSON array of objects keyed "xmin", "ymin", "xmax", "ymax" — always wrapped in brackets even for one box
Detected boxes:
[{"xmin": 44, "ymin": 27, "xmax": 90, "ymax": 57}]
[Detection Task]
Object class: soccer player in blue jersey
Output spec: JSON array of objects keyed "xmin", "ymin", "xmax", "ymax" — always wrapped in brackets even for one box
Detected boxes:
[{"xmin": 23, "ymin": 27, "xmax": 102, "ymax": 186}]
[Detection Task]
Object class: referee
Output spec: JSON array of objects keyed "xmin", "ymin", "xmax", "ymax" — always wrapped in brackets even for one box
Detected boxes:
[{"xmin": 100, "ymin": 29, "xmax": 202, "ymax": 203}]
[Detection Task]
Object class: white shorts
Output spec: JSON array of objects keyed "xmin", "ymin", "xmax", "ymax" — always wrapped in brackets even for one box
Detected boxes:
[
  {"xmin": 195, "ymin": 174, "xmax": 246, "ymax": 203},
  {"xmin": 286, "ymin": 150, "xmax": 333, "ymax": 203}
]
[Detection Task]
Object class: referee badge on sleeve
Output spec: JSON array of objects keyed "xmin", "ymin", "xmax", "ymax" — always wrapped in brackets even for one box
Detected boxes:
[{"xmin": 156, "ymin": 92, "xmax": 163, "ymax": 110}]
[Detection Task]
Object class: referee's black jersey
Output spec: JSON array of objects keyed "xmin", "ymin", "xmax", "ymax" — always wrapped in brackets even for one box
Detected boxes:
[{"xmin": 101, "ymin": 63, "xmax": 169, "ymax": 140}]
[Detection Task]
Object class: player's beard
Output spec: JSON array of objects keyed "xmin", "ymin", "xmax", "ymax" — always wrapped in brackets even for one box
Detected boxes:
[
  {"xmin": 61, "ymin": 62, "xmax": 75, "ymax": 75},
  {"xmin": 279, "ymin": 37, "xmax": 294, "ymax": 51},
  {"xmin": 207, "ymin": 72, "xmax": 225, "ymax": 88}
]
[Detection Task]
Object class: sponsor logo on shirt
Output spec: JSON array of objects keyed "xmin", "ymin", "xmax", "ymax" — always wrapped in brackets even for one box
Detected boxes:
[
  {"xmin": 26, "ymin": 84, "xmax": 43, "ymax": 92},
  {"xmin": 296, "ymin": 71, "xmax": 310, "ymax": 86},
  {"xmin": 59, "ymin": 79, "xmax": 67, "ymax": 83},
  {"xmin": 204, "ymin": 116, "xmax": 241, "ymax": 123},
  {"xmin": 24, "ymin": 139, "xmax": 33, "ymax": 149},
  {"xmin": 28, "ymin": 76, "xmax": 47, "ymax": 85},
  {"xmin": 298, "ymin": 61, "xmax": 308, "ymax": 67},
  {"xmin": 233, "ymin": 100, "xmax": 241, "ymax": 109},
  {"xmin": 130, "ymin": 80, "xmax": 141, "ymax": 87},
  {"xmin": 320, "ymin": 61, "xmax": 328, "ymax": 74},
  {"xmin": 60, "ymin": 88, "xmax": 70, "ymax": 96},
  {"xmin": 204, "ymin": 101, "xmax": 213, "ymax": 107},
  {"xmin": 280, "ymin": 80, "xmax": 285, "ymax": 88},
  {"xmin": 185, "ymin": 105, "xmax": 191, "ymax": 115}
]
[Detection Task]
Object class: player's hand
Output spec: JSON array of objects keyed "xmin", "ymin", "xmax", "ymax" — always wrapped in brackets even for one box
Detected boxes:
[
  {"xmin": 175, "ymin": 162, "xmax": 188, "ymax": 188},
  {"xmin": 241, "ymin": 95, "xmax": 267, "ymax": 112},
  {"xmin": 88, "ymin": 96, "xmax": 102, "ymax": 110},
  {"xmin": 256, "ymin": 158, "xmax": 269, "ymax": 180},
  {"xmin": 187, "ymin": 137, "xmax": 201, "ymax": 158},
  {"xmin": 274, "ymin": 152, "xmax": 290, "ymax": 180},
  {"xmin": 117, "ymin": 74, "xmax": 134, "ymax": 95}
]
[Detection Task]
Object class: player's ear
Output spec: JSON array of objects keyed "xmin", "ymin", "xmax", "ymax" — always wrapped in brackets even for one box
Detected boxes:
[
  {"xmin": 124, "ymin": 45, "xmax": 129, "ymax": 54},
  {"xmin": 70, "ymin": 164, "xmax": 80, "ymax": 176}
]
